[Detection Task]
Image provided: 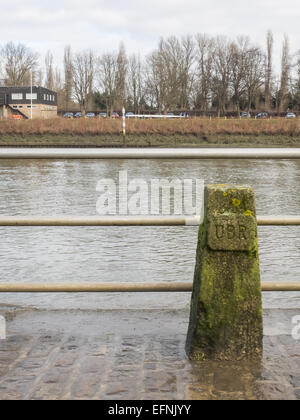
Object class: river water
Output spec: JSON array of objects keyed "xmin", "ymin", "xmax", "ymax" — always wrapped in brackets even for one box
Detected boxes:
[{"xmin": 0, "ymin": 156, "xmax": 299, "ymax": 311}]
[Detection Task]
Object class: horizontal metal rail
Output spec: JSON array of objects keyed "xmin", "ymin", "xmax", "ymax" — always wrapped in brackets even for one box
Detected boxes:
[
  {"xmin": 0, "ymin": 148, "xmax": 300, "ymax": 160},
  {"xmin": 0, "ymin": 216, "xmax": 201, "ymax": 227},
  {"xmin": 0, "ymin": 216, "xmax": 299, "ymax": 226},
  {"xmin": 126, "ymin": 114, "xmax": 186, "ymax": 119},
  {"xmin": 0, "ymin": 282, "xmax": 299, "ymax": 293},
  {"xmin": 257, "ymin": 216, "xmax": 300, "ymax": 226}
]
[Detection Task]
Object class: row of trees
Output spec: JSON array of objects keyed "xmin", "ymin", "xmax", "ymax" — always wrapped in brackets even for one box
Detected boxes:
[{"xmin": 1, "ymin": 32, "xmax": 300, "ymax": 116}]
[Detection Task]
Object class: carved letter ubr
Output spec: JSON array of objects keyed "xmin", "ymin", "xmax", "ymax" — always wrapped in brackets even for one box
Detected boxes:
[
  {"xmin": 239, "ymin": 225, "xmax": 247, "ymax": 240},
  {"xmin": 216, "ymin": 225, "xmax": 225, "ymax": 239},
  {"xmin": 208, "ymin": 215, "xmax": 257, "ymax": 252},
  {"xmin": 215, "ymin": 224, "xmax": 249, "ymax": 241},
  {"xmin": 227, "ymin": 224, "xmax": 235, "ymax": 239}
]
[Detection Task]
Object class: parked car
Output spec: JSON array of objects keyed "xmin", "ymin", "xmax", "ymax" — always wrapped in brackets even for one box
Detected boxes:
[
  {"xmin": 85, "ymin": 112, "xmax": 95, "ymax": 118},
  {"xmin": 286, "ymin": 112, "xmax": 296, "ymax": 118},
  {"xmin": 74, "ymin": 112, "xmax": 82, "ymax": 118},
  {"xmin": 256, "ymin": 112, "xmax": 268, "ymax": 119},
  {"xmin": 111, "ymin": 112, "xmax": 119, "ymax": 118},
  {"xmin": 125, "ymin": 112, "xmax": 135, "ymax": 118},
  {"xmin": 63, "ymin": 112, "xmax": 74, "ymax": 118},
  {"xmin": 167, "ymin": 112, "xmax": 175, "ymax": 117},
  {"xmin": 179, "ymin": 112, "xmax": 189, "ymax": 118},
  {"xmin": 98, "ymin": 112, "xmax": 107, "ymax": 118},
  {"xmin": 241, "ymin": 112, "xmax": 251, "ymax": 118}
]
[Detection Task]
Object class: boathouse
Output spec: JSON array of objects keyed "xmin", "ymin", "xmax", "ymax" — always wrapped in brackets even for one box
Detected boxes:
[{"xmin": 0, "ymin": 86, "xmax": 57, "ymax": 119}]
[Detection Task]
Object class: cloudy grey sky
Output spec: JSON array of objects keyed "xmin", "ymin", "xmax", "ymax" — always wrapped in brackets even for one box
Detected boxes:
[{"xmin": 0, "ymin": 0, "xmax": 299, "ymax": 69}]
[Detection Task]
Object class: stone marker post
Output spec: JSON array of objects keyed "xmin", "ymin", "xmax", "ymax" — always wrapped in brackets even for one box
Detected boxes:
[{"xmin": 186, "ymin": 184, "xmax": 263, "ymax": 361}]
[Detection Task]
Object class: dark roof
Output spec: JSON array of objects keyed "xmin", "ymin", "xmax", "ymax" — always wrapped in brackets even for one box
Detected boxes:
[{"xmin": 0, "ymin": 86, "xmax": 57, "ymax": 94}]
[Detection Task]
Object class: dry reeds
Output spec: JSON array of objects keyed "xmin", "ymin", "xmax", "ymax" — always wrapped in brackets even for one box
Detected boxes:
[{"xmin": 0, "ymin": 117, "xmax": 300, "ymax": 137}]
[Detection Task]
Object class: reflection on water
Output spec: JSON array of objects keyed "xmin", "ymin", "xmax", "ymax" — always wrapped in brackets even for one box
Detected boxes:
[{"xmin": 0, "ymin": 157, "xmax": 299, "ymax": 310}]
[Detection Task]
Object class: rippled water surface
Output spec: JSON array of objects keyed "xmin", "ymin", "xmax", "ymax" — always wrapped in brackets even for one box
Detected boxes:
[{"xmin": 0, "ymin": 156, "xmax": 299, "ymax": 310}]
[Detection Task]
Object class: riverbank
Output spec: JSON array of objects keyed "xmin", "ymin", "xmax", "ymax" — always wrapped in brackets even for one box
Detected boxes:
[
  {"xmin": 1, "ymin": 117, "xmax": 300, "ymax": 147},
  {"xmin": 1, "ymin": 134, "xmax": 300, "ymax": 147}
]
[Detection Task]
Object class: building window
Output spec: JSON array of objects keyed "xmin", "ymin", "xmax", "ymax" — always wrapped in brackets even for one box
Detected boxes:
[
  {"xmin": 26, "ymin": 93, "xmax": 37, "ymax": 100},
  {"xmin": 12, "ymin": 93, "xmax": 23, "ymax": 100}
]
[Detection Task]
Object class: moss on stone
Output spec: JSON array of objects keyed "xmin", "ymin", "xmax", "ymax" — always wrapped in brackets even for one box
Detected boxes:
[{"xmin": 186, "ymin": 185, "xmax": 263, "ymax": 361}]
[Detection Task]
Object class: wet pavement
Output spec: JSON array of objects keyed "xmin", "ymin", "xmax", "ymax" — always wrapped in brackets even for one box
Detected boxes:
[{"xmin": 0, "ymin": 305, "xmax": 299, "ymax": 400}]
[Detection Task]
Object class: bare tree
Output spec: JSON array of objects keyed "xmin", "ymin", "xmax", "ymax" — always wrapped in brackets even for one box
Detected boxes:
[
  {"xmin": 0, "ymin": 53, "xmax": 4, "ymax": 82},
  {"xmin": 244, "ymin": 47, "xmax": 265, "ymax": 112},
  {"xmin": 63, "ymin": 46, "xmax": 73, "ymax": 111},
  {"xmin": 45, "ymin": 50, "xmax": 54, "ymax": 90},
  {"xmin": 194, "ymin": 34, "xmax": 215, "ymax": 111},
  {"xmin": 161, "ymin": 36, "xmax": 190, "ymax": 110},
  {"xmin": 72, "ymin": 50, "xmax": 95, "ymax": 115},
  {"xmin": 146, "ymin": 36, "xmax": 194, "ymax": 112},
  {"xmin": 127, "ymin": 54, "xmax": 145, "ymax": 114},
  {"xmin": 36, "ymin": 68, "xmax": 44, "ymax": 87},
  {"xmin": 229, "ymin": 37, "xmax": 251, "ymax": 116},
  {"xmin": 177, "ymin": 35, "xmax": 195, "ymax": 109},
  {"xmin": 211, "ymin": 37, "xmax": 232, "ymax": 117},
  {"xmin": 265, "ymin": 30, "xmax": 273, "ymax": 110},
  {"xmin": 146, "ymin": 48, "xmax": 166, "ymax": 113},
  {"xmin": 1, "ymin": 42, "xmax": 39, "ymax": 86},
  {"xmin": 291, "ymin": 53, "xmax": 300, "ymax": 110},
  {"xmin": 53, "ymin": 68, "xmax": 63, "ymax": 91},
  {"xmin": 97, "ymin": 52, "xmax": 118, "ymax": 115},
  {"xmin": 278, "ymin": 34, "xmax": 291, "ymax": 113},
  {"xmin": 115, "ymin": 43, "xmax": 127, "ymax": 110}
]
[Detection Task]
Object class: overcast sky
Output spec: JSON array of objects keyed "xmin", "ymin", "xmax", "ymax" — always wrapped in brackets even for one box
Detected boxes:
[{"xmin": 1, "ymin": 0, "xmax": 299, "ymax": 71}]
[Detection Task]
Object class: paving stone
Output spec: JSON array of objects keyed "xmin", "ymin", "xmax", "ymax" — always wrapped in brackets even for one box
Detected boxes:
[{"xmin": 0, "ymin": 307, "xmax": 299, "ymax": 400}]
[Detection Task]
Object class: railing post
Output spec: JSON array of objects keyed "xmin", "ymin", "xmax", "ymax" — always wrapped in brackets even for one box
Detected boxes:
[
  {"xmin": 186, "ymin": 184, "xmax": 263, "ymax": 361},
  {"xmin": 0, "ymin": 315, "xmax": 6, "ymax": 340}
]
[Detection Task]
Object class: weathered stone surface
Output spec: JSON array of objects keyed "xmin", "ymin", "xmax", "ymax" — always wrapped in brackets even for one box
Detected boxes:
[
  {"xmin": 186, "ymin": 184, "xmax": 263, "ymax": 361},
  {"xmin": 208, "ymin": 214, "xmax": 257, "ymax": 251}
]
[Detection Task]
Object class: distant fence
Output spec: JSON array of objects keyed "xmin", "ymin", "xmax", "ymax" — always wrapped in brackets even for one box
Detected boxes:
[{"xmin": 57, "ymin": 109, "xmax": 299, "ymax": 118}]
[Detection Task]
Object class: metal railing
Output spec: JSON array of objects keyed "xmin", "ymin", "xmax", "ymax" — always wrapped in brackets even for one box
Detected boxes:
[
  {"xmin": 0, "ymin": 215, "xmax": 298, "ymax": 293},
  {"xmin": 0, "ymin": 147, "xmax": 299, "ymax": 160},
  {"xmin": 0, "ymin": 147, "xmax": 299, "ymax": 294},
  {"xmin": 0, "ymin": 282, "xmax": 299, "ymax": 293},
  {"xmin": 0, "ymin": 215, "xmax": 299, "ymax": 226}
]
